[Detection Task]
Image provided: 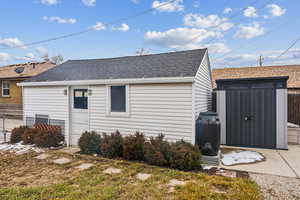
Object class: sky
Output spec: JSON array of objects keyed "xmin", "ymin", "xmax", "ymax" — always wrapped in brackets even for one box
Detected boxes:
[{"xmin": 0, "ymin": 0, "xmax": 299, "ymax": 68}]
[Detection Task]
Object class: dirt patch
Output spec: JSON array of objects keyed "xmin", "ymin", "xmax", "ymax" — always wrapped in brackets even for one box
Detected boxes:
[{"xmin": 0, "ymin": 151, "xmax": 82, "ymax": 187}]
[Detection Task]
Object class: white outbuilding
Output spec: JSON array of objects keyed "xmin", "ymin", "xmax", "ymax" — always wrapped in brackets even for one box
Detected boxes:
[{"xmin": 18, "ymin": 49, "xmax": 213, "ymax": 146}]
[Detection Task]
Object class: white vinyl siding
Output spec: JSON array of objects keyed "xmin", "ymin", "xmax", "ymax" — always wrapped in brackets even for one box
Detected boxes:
[
  {"xmin": 194, "ymin": 50, "xmax": 213, "ymax": 117},
  {"xmin": 23, "ymin": 86, "xmax": 69, "ymax": 143},
  {"xmin": 89, "ymin": 83, "xmax": 193, "ymax": 143}
]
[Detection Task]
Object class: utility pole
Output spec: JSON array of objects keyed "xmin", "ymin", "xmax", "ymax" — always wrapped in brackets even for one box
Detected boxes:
[{"xmin": 258, "ymin": 55, "xmax": 264, "ymax": 67}]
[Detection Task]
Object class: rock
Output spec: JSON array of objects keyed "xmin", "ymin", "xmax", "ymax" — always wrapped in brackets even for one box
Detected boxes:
[
  {"xmin": 75, "ymin": 163, "xmax": 94, "ymax": 170},
  {"xmin": 167, "ymin": 179, "xmax": 186, "ymax": 193},
  {"xmin": 103, "ymin": 167, "xmax": 121, "ymax": 174},
  {"xmin": 35, "ymin": 153, "xmax": 51, "ymax": 160},
  {"xmin": 168, "ymin": 179, "xmax": 186, "ymax": 187},
  {"xmin": 53, "ymin": 157, "xmax": 72, "ymax": 165},
  {"xmin": 136, "ymin": 173, "xmax": 151, "ymax": 181},
  {"xmin": 216, "ymin": 169, "xmax": 236, "ymax": 178}
]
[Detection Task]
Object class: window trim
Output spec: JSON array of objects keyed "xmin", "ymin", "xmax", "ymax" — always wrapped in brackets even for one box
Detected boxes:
[
  {"xmin": 2, "ymin": 81, "xmax": 10, "ymax": 97},
  {"xmin": 106, "ymin": 85, "xmax": 130, "ymax": 117}
]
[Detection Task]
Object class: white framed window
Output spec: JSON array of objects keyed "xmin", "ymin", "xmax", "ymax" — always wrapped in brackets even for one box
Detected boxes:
[
  {"xmin": 2, "ymin": 81, "xmax": 10, "ymax": 97},
  {"xmin": 106, "ymin": 85, "xmax": 130, "ymax": 117}
]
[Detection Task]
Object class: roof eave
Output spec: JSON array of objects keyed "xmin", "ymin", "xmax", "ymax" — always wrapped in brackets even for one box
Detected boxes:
[{"xmin": 17, "ymin": 76, "xmax": 195, "ymax": 87}]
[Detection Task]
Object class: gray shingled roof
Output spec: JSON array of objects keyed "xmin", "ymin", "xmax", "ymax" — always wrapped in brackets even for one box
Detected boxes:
[{"xmin": 27, "ymin": 49, "xmax": 207, "ymax": 82}]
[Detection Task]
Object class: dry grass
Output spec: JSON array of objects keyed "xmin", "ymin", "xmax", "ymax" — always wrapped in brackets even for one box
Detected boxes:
[{"xmin": 0, "ymin": 150, "xmax": 262, "ymax": 200}]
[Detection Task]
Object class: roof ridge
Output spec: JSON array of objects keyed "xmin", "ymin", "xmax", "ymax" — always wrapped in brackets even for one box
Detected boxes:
[
  {"xmin": 214, "ymin": 64, "xmax": 300, "ymax": 70},
  {"xmin": 68, "ymin": 48, "xmax": 207, "ymax": 62}
]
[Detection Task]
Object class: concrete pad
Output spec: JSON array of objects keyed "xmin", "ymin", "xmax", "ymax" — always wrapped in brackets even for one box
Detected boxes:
[
  {"xmin": 136, "ymin": 173, "xmax": 151, "ymax": 181},
  {"xmin": 278, "ymin": 145, "xmax": 300, "ymax": 178},
  {"xmin": 221, "ymin": 146, "xmax": 297, "ymax": 178},
  {"xmin": 35, "ymin": 153, "xmax": 51, "ymax": 160},
  {"xmin": 53, "ymin": 157, "xmax": 72, "ymax": 165},
  {"xmin": 75, "ymin": 163, "xmax": 94, "ymax": 170},
  {"xmin": 103, "ymin": 167, "xmax": 121, "ymax": 174}
]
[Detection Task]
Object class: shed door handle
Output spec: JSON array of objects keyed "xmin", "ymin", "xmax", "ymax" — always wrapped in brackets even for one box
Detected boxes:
[{"xmin": 245, "ymin": 116, "xmax": 253, "ymax": 121}]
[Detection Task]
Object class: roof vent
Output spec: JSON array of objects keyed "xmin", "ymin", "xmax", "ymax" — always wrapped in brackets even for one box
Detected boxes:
[{"xmin": 15, "ymin": 67, "xmax": 24, "ymax": 74}]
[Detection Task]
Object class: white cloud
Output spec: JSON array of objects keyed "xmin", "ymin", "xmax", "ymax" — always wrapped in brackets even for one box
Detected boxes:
[
  {"xmin": 235, "ymin": 22, "xmax": 264, "ymax": 39},
  {"xmin": 113, "ymin": 24, "xmax": 130, "ymax": 32},
  {"xmin": 82, "ymin": 0, "xmax": 96, "ymax": 7},
  {"xmin": 15, "ymin": 53, "xmax": 36, "ymax": 61},
  {"xmin": 43, "ymin": 16, "xmax": 77, "ymax": 24},
  {"xmin": 223, "ymin": 7, "xmax": 232, "ymax": 14},
  {"xmin": 40, "ymin": 0, "xmax": 58, "ymax": 6},
  {"xmin": 36, "ymin": 47, "xmax": 48, "ymax": 56},
  {"xmin": 267, "ymin": 4, "xmax": 286, "ymax": 17},
  {"xmin": 144, "ymin": 27, "xmax": 221, "ymax": 50},
  {"xmin": 243, "ymin": 6, "xmax": 257, "ymax": 18},
  {"xmin": 213, "ymin": 48, "xmax": 300, "ymax": 68},
  {"xmin": 152, "ymin": 0, "xmax": 184, "ymax": 12},
  {"xmin": 0, "ymin": 53, "xmax": 10, "ymax": 62},
  {"xmin": 183, "ymin": 13, "xmax": 234, "ymax": 31},
  {"xmin": 132, "ymin": 0, "xmax": 139, "ymax": 4},
  {"xmin": 90, "ymin": 22, "xmax": 106, "ymax": 31},
  {"xmin": 0, "ymin": 38, "xmax": 26, "ymax": 49},
  {"xmin": 204, "ymin": 43, "xmax": 231, "ymax": 54}
]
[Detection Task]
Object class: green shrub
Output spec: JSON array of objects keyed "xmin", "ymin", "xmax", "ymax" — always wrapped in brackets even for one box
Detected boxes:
[
  {"xmin": 22, "ymin": 128, "xmax": 40, "ymax": 145},
  {"xmin": 10, "ymin": 126, "xmax": 28, "ymax": 144},
  {"xmin": 144, "ymin": 134, "xmax": 171, "ymax": 166},
  {"xmin": 78, "ymin": 131, "xmax": 101, "ymax": 155},
  {"xmin": 169, "ymin": 140, "xmax": 201, "ymax": 171},
  {"xmin": 34, "ymin": 127, "xmax": 64, "ymax": 148},
  {"xmin": 100, "ymin": 130, "xmax": 123, "ymax": 158},
  {"xmin": 123, "ymin": 132, "xmax": 145, "ymax": 161}
]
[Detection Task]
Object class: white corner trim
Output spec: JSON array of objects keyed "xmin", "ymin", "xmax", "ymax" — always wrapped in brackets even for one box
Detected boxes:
[
  {"xmin": 191, "ymin": 83, "xmax": 196, "ymax": 145},
  {"xmin": 217, "ymin": 90, "xmax": 226, "ymax": 144},
  {"xmin": 17, "ymin": 77, "xmax": 195, "ymax": 87},
  {"xmin": 276, "ymin": 89, "xmax": 288, "ymax": 149}
]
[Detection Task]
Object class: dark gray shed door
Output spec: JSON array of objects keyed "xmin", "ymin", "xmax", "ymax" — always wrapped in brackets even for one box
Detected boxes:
[{"xmin": 226, "ymin": 88, "xmax": 276, "ymax": 148}]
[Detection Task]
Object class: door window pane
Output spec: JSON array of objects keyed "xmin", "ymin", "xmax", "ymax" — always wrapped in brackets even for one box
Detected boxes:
[{"xmin": 74, "ymin": 89, "xmax": 88, "ymax": 109}]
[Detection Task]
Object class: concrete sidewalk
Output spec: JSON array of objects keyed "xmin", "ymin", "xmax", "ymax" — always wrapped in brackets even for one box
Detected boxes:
[{"xmin": 221, "ymin": 145, "xmax": 300, "ymax": 178}]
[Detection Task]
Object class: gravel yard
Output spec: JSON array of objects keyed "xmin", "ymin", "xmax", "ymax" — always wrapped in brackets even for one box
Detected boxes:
[{"xmin": 250, "ymin": 173, "xmax": 300, "ymax": 200}]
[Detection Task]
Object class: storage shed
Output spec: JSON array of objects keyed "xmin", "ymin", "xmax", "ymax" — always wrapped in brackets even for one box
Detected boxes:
[
  {"xmin": 216, "ymin": 76, "xmax": 288, "ymax": 149},
  {"xmin": 18, "ymin": 49, "xmax": 213, "ymax": 146}
]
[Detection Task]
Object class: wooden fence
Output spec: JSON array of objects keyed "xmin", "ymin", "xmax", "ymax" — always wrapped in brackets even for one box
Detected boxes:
[{"xmin": 288, "ymin": 94, "xmax": 300, "ymax": 126}]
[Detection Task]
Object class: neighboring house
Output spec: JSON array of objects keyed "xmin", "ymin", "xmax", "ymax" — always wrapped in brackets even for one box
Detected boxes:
[
  {"xmin": 0, "ymin": 61, "xmax": 56, "ymax": 118},
  {"xmin": 212, "ymin": 65, "xmax": 300, "ymax": 93},
  {"xmin": 18, "ymin": 49, "xmax": 213, "ymax": 146}
]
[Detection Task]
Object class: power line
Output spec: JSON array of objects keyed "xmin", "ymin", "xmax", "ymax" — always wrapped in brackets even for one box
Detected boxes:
[
  {"xmin": 276, "ymin": 36, "xmax": 300, "ymax": 59},
  {"xmin": 212, "ymin": 18, "xmax": 294, "ymax": 63},
  {"xmin": 0, "ymin": 0, "xmax": 178, "ymax": 50}
]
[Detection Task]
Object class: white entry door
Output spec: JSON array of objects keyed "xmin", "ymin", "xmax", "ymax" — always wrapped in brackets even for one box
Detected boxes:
[{"xmin": 70, "ymin": 87, "xmax": 89, "ymax": 145}]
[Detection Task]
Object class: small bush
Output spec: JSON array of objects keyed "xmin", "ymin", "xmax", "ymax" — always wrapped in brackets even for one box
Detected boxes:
[
  {"xmin": 34, "ymin": 126, "xmax": 64, "ymax": 148},
  {"xmin": 10, "ymin": 126, "xmax": 28, "ymax": 144},
  {"xmin": 169, "ymin": 140, "xmax": 201, "ymax": 171},
  {"xmin": 78, "ymin": 131, "xmax": 101, "ymax": 155},
  {"xmin": 22, "ymin": 128, "xmax": 40, "ymax": 145},
  {"xmin": 100, "ymin": 130, "xmax": 123, "ymax": 158},
  {"xmin": 144, "ymin": 134, "xmax": 171, "ymax": 166},
  {"xmin": 123, "ymin": 132, "xmax": 145, "ymax": 161}
]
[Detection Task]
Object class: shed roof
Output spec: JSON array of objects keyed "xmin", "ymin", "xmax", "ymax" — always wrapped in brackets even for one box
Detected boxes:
[
  {"xmin": 26, "ymin": 49, "xmax": 207, "ymax": 82},
  {"xmin": 212, "ymin": 65, "xmax": 300, "ymax": 89},
  {"xmin": 0, "ymin": 61, "xmax": 56, "ymax": 79}
]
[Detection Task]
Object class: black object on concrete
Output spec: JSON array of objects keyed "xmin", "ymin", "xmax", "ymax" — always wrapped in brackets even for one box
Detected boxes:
[{"xmin": 196, "ymin": 112, "xmax": 221, "ymax": 156}]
